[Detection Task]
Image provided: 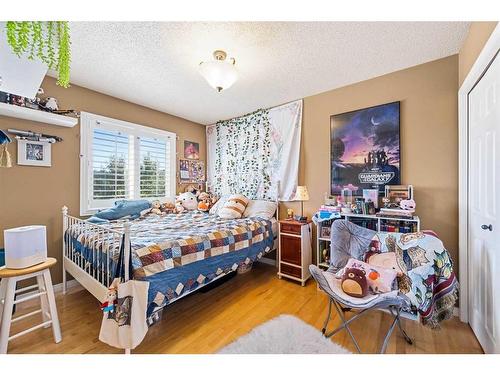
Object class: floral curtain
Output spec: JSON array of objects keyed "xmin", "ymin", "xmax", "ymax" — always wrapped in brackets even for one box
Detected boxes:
[{"xmin": 206, "ymin": 100, "xmax": 302, "ymax": 201}]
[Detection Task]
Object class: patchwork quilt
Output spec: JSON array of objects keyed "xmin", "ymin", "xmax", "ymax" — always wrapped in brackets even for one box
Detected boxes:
[
  {"xmin": 367, "ymin": 231, "xmax": 458, "ymax": 328},
  {"xmin": 66, "ymin": 211, "xmax": 275, "ymax": 311}
]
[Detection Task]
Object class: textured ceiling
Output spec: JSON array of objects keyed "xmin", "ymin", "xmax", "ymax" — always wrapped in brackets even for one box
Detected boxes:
[{"xmin": 64, "ymin": 22, "xmax": 470, "ymax": 125}]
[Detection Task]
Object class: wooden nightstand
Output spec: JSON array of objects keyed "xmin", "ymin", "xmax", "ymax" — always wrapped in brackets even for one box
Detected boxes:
[{"xmin": 278, "ymin": 219, "xmax": 313, "ymax": 286}]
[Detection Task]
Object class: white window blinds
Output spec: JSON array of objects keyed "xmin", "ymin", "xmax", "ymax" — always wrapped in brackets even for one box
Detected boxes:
[
  {"xmin": 80, "ymin": 112, "xmax": 176, "ymax": 215},
  {"xmin": 139, "ymin": 137, "xmax": 170, "ymax": 198},
  {"xmin": 92, "ymin": 128, "xmax": 129, "ymax": 201}
]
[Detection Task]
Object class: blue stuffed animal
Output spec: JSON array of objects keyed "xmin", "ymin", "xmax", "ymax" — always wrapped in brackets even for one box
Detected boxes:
[{"xmin": 88, "ymin": 199, "xmax": 151, "ymax": 223}]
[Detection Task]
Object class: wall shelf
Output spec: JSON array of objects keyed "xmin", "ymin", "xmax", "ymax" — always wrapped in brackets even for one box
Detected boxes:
[{"xmin": 0, "ymin": 102, "xmax": 78, "ymax": 127}]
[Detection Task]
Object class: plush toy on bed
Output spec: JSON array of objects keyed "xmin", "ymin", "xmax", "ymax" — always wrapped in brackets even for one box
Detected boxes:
[
  {"xmin": 87, "ymin": 199, "xmax": 151, "ymax": 223},
  {"xmin": 175, "ymin": 192, "xmax": 198, "ymax": 212},
  {"xmin": 197, "ymin": 192, "xmax": 217, "ymax": 212},
  {"xmin": 161, "ymin": 202, "xmax": 176, "ymax": 215},
  {"xmin": 150, "ymin": 200, "xmax": 162, "ymax": 215}
]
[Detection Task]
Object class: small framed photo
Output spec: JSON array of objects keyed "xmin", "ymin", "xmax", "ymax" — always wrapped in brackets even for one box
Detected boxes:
[
  {"xmin": 384, "ymin": 185, "xmax": 413, "ymax": 204},
  {"xmin": 320, "ymin": 226, "xmax": 331, "ymax": 239},
  {"xmin": 17, "ymin": 140, "xmax": 51, "ymax": 167},
  {"xmin": 184, "ymin": 140, "xmax": 200, "ymax": 160}
]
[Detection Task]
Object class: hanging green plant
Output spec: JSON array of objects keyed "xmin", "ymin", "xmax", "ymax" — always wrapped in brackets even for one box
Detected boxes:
[{"xmin": 5, "ymin": 21, "xmax": 71, "ymax": 88}]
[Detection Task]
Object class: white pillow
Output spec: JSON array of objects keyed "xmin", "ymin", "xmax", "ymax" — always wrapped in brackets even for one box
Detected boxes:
[
  {"xmin": 243, "ymin": 199, "xmax": 278, "ymax": 220},
  {"xmin": 209, "ymin": 194, "xmax": 229, "ymax": 215},
  {"xmin": 218, "ymin": 194, "xmax": 250, "ymax": 219}
]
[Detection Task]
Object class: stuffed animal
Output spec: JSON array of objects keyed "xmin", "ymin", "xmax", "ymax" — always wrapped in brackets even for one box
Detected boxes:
[
  {"xmin": 197, "ymin": 191, "xmax": 217, "ymax": 212},
  {"xmin": 161, "ymin": 202, "xmax": 176, "ymax": 215},
  {"xmin": 184, "ymin": 184, "xmax": 201, "ymax": 198},
  {"xmin": 400, "ymin": 199, "xmax": 416, "ymax": 211},
  {"xmin": 341, "ymin": 267, "xmax": 368, "ymax": 298},
  {"xmin": 177, "ymin": 191, "xmax": 198, "ymax": 211},
  {"xmin": 151, "ymin": 200, "xmax": 162, "ymax": 215},
  {"xmin": 41, "ymin": 97, "xmax": 59, "ymax": 111},
  {"xmin": 88, "ymin": 199, "xmax": 151, "ymax": 223},
  {"xmin": 175, "ymin": 201, "xmax": 185, "ymax": 214},
  {"xmin": 366, "ymin": 252, "xmax": 403, "ymax": 276}
]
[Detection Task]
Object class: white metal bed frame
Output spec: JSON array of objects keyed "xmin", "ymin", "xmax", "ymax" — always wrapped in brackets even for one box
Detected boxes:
[{"xmin": 61, "ymin": 198, "xmax": 280, "ymax": 305}]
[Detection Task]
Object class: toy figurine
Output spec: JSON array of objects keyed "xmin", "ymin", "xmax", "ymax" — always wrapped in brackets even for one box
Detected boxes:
[
  {"xmin": 287, "ymin": 208, "xmax": 294, "ymax": 219},
  {"xmin": 322, "ymin": 249, "xmax": 330, "ymax": 264},
  {"xmin": 382, "ymin": 197, "xmax": 391, "ymax": 208},
  {"xmin": 100, "ymin": 287, "xmax": 117, "ymax": 313}
]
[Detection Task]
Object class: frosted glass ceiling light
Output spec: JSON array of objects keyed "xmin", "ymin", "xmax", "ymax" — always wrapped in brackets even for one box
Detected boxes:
[{"xmin": 199, "ymin": 50, "xmax": 238, "ymax": 92}]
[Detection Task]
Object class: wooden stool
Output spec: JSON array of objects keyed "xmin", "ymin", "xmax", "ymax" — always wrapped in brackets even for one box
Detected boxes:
[{"xmin": 0, "ymin": 257, "xmax": 61, "ymax": 353}]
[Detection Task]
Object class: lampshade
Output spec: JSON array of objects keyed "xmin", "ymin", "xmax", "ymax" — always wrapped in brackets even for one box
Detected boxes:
[
  {"xmin": 294, "ymin": 186, "xmax": 310, "ymax": 201},
  {"xmin": 199, "ymin": 50, "xmax": 238, "ymax": 92}
]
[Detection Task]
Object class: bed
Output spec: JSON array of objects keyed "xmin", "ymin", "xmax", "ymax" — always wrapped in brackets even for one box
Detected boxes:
[{"xmin": 61, "ymin": 204, "xmax": 279, "ymax": 328}]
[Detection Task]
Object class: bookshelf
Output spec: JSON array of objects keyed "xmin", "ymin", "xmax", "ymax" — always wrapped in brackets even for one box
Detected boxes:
[{"xmin": 315, "ymin": 213, "xmax": 420, "ymax": 270}]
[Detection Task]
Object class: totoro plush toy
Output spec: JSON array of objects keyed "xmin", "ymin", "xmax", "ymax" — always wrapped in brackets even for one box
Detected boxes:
[{"xmin": 341, "ymin": 267, "xmax": 368, "ymax": 298}]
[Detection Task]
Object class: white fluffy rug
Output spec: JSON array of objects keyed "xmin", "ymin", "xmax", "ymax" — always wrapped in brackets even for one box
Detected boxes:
[{"xmin": 218, "ymin": 314, "xmax": 351, "ymax": 354}]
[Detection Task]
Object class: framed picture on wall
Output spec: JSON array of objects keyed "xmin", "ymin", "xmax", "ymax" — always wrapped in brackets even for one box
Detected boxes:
[
  {"xmin": 330, "ymin": 101, "xmax": 400, "ymax": 196},
  {"xmin": 17, "ymin": 139, "xmax": 51, "ymax": 167},
  {"xmin": 184, "ymin": 140, "xmax": 200, "ymax": 160}
]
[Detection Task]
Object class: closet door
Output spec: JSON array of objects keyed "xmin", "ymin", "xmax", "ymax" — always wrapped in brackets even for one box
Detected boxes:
[{"xmin": 468, "ymin": 51, "xmax": 500, "ymax": 354}]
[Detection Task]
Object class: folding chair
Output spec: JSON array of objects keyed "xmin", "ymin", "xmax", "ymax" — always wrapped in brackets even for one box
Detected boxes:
[{"xmin": 310, "ymin": 264, "xmax": 413, "ymax": 354}]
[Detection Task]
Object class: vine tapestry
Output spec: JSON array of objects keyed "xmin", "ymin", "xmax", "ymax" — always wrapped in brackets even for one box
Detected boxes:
[{"xmin": 206, "ymin": 100, "xmax": 302, "ymax": 201}]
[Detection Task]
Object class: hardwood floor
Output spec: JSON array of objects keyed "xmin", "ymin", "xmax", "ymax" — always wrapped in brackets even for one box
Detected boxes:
[{"xmin": 6, "ymin": 263, "xmax": 483, "ymax": 354}]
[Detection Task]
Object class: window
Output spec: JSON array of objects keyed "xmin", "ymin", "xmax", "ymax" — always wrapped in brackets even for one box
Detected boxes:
[{"xmin": 80, "ymin": 112, "xmax": 176, "ymax": 215}]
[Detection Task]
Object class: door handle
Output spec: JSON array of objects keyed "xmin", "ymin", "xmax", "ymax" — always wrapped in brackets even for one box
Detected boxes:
[{"xmin": 481, "ymin": 224, "xmax": 493, "ymax": 231}]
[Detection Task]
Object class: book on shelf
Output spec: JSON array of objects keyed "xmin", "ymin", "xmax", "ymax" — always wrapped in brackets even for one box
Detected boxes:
[
  {"xmin": 377, "ymin": 208, "xmax": 415, "ymax": 218},
  {"xmin": 319, "ymin": 205, "xmax": 340, "ymax": 212}
]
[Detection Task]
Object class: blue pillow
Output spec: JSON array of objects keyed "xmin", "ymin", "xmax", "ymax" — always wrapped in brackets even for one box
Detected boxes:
[{"xmin": 88, "ymin": 199, "xmax": 151, "ymax": 223}]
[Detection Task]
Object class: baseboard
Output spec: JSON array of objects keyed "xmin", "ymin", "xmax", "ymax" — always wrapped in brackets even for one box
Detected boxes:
[
  {"xmin": 257, "ymin": 257, "xmax": 277, "ymax": 267},
  {"xmin": 53, "ymin": 279, "xmax": 83, "ymax": 294}
]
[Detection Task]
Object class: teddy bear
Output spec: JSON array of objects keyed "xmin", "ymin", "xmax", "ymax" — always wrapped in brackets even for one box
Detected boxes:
[
  {"xmin": 160, "ymin": 202, "xmax": 176, "ymax": 215},
  {"xmin": 150, "ymin": 200, "xmax": 162, "ymax": 215}
]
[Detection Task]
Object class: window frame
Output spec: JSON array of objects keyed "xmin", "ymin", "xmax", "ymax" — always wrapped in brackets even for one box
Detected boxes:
[{"xmin": 80, "ymin": 112, "xmax": 176, "ymax": 216}]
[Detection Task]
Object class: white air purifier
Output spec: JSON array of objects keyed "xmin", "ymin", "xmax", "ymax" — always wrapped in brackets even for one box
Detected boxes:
[{"xmin": 4, "ymin": 225, "xmax": 47, "ymax": 269}]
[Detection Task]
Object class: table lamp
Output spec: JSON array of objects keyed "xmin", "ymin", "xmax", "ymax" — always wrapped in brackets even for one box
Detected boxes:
[{"xmin": 293, "ymin": 185, "xmax": 310, "ymax": 221}]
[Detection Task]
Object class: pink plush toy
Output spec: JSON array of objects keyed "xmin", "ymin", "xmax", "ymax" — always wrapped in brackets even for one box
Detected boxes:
[{"xmin": 400, "ymin": 199, "xmax": 416, "ymax": 211}]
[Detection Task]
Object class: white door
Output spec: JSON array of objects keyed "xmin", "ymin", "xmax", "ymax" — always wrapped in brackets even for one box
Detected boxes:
[{"xmin": 468, "ymin": 51, "xmax": 500, "ymax": 354}]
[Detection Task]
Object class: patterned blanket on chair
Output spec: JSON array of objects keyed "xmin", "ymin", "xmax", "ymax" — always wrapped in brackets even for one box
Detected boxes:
[{"xmin": 366, "ymin": 231, "xmax": 458, "ymax": 328}]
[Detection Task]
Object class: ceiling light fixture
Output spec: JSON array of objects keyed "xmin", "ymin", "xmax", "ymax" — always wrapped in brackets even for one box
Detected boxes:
[{"xmin": 199, "ymin": 50, "xmax": 238, "ymax": 92}]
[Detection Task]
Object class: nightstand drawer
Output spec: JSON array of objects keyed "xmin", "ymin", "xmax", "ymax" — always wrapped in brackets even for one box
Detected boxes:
[
  {"xmin": 280, "ymin": 263, "xmax": 302, "ymax": 278},
  {"xmin": 280, "ymin": 222, "xmax": 302, "ymax": 235},
  {"xmin": 280, "ymin": 235, "xmax": 301, "ymax": 265}
]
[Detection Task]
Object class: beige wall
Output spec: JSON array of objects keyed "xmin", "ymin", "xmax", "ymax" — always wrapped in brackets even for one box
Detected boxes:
[
  {"xmin": 3, "ymin": 23, "xmax": 496, "ymax": 284},
  {"xmin": 281, "ymin": 55, "xmax": 460, "ymax": 268},
  {"xmin": 459, "ymin": 22, "xmax": 498, "ymax": 86},
  {"xmin": 0, "ymin": 76, "xmax": 206, "ymax": 284}
]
